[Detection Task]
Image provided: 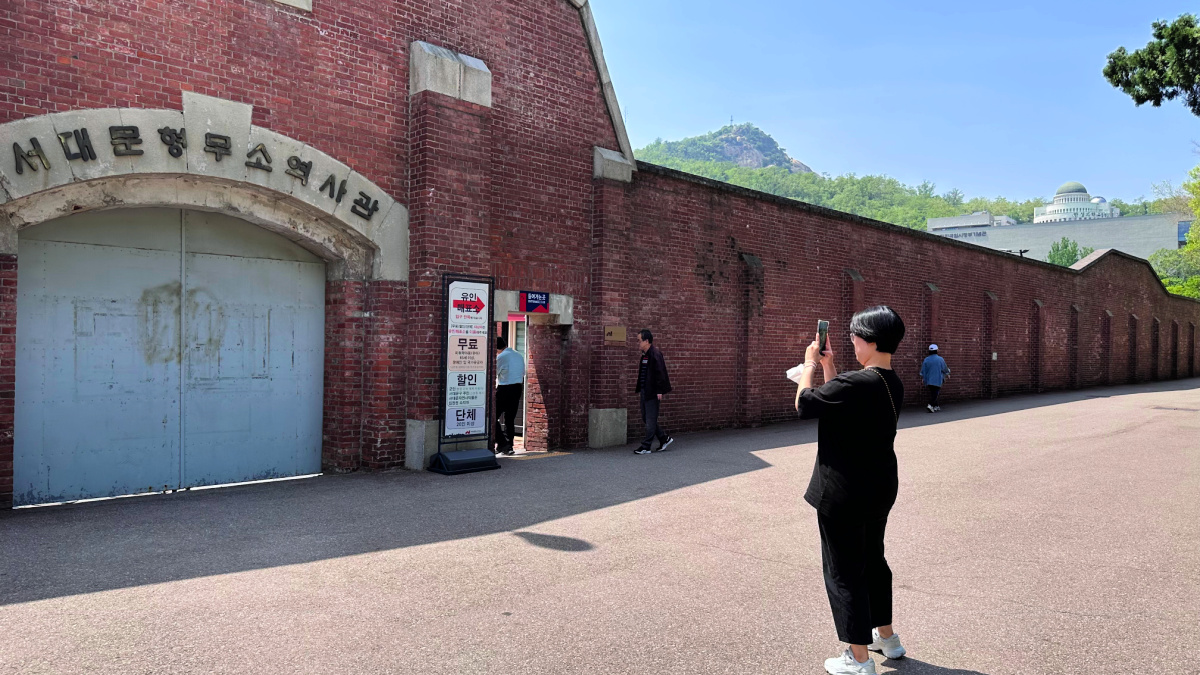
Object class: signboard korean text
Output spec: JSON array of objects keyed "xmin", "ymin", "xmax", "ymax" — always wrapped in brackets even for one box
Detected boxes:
[{"xmin": 445, "ymin": 280, "xmax": 490, "ymax": 437}]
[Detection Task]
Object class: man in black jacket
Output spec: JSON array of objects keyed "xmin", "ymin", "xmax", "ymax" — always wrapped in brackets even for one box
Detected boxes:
[{"xmin": 634, "ymin": 329, "xmax": 674, "ymax": 455}]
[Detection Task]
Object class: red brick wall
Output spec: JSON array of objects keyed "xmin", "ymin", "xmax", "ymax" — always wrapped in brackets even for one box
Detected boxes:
[
  {"xmin": 323, "ymin": 280, "xmax": 366, "ymax": 472},
  {"xmin": 0, "ymin": 0, "xmax": 616, "ymax": 235},
  {"xmin": 362, "ymin": 280, "xmax": 408, "ymax": 469},
  {"xmin": 598, "ymin": 164, "xmax": 1200, "ymax": 438},
  {"xmin": 2, "ymin": 0, "xmax": 619, "ymax": 485},
  {"xmin": 4, "ymin": 0, "xmax": 1197, "ymax": 500}
]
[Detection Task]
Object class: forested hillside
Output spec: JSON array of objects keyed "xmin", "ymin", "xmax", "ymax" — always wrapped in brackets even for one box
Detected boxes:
[{"xmin": 636, "ymin": 125, "xmax": 1164, "ymax": 230}]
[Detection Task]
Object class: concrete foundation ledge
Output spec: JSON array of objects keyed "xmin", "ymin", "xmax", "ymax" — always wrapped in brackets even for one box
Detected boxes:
[
  {"xmin": 589, "ymin": 408, "xmax": 628, "ymax": 448},
  {"xmin": 405, "ymin": 419, "xmax": 441, "ymax": 471}
]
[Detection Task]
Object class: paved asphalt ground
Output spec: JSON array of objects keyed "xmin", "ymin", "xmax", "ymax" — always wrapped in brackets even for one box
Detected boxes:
[{"xmin": 2, "ymin": 379, "xmax": 1198, "ymax": 675}]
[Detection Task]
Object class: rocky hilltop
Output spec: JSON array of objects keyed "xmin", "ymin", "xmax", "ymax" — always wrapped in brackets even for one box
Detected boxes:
[{"xmin": 637, "ymin": 123, "xmax": 813, "ymax": 173}]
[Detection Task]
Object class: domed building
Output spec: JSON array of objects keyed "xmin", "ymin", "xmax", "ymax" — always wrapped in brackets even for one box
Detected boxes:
[
  {"xmin": 928, "ymin": 179, "xmax": 1188, "ymax": 260},
  {"xmin": 1033, "ymin": 182, "xmax": 1121, "ymax": 223}
]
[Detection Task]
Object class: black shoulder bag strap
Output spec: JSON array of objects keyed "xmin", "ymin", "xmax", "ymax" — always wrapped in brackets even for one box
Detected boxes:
[{"xmin": 867, "ymin": 367, "xmax": 899, "ymax": 422}]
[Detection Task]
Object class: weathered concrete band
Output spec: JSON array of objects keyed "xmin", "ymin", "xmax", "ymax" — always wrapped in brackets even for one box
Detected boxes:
[
  {"xmin": 493, "ymin": 290, "xmax": 576, "ymax": 325},
  {"xmin": 594, "ymin": 147, "xmax": 634, "ymax": 183},
  {"xmin": 410, "ymin": 41, "xmax": 493, "ymax": 107}
]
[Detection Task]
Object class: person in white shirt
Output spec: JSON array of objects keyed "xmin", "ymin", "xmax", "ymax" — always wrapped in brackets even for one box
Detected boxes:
[{"xmin": 493, "ymin": 336, "xmax": 525, "ymax": 455}]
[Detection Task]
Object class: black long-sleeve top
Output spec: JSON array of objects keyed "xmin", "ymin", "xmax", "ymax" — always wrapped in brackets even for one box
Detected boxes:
[{"xmin": 796, "ymin": 367, "xmax": 904, "ymax": 519}]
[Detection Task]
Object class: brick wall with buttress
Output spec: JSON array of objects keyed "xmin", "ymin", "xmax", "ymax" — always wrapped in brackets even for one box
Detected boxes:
[{"xmin": 589, "ymin": 164, "xmax": 1200, "ymax": 439}]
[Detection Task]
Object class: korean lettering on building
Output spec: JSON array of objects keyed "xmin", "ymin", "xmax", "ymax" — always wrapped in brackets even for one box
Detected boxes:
[
  {"xmin": 941, "ymin": 230, "xmax": 990, "ymax": 241},
  {"xmin": 9, "ymin": 123, "xmax": 384, "ymax": 223}
]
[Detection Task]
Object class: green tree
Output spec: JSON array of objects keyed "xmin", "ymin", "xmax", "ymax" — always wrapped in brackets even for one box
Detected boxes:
[
  {"xmin": 635, "ymin": 124, "xmax": 1165, "ymax": 232},
  {"xmin": 1104, "ymin": 14, "xmax": 1200, "ymax": 115},
  {"xmin": 1150, "ymin": 221, "xmax": 1200, "ymax": 298},
  {"xmin": 1110, "ymin": 197, "xmax": 1150, "ymax": 216},
  {"xmin": 1046, "ymin": 237, "xmax": 1096, "ymax": 266}
]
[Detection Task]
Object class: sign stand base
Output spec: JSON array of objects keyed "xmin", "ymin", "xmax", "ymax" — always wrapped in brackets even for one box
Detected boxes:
[{"xmin": 428, "ymin": 448, "xmax": 501, "ymax": 475}]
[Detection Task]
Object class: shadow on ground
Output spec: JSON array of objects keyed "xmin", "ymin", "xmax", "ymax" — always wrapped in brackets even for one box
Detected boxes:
[
  {"xmin": 897, "ymin": 377, "xmax": 1200, "ymax": 430},
  {"xmin": 882, "ymin": 658, "xmax": 989, "ymax": 675},
  {"xmin": 0, "ymin": 423, "xmax": 800, "ymax": 606},
  {"xmin": 1, "ymin": 377, "xmax": 1195, "ymax": 608}
]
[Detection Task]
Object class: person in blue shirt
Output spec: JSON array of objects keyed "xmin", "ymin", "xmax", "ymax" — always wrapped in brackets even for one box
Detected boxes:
[
  {"xmin": 919, "ymin": 345, "xmax": 950, "ymax": 413},
  {"xmin": 493, "ymin": 336, "xmax": 525, "ymax": 455}
]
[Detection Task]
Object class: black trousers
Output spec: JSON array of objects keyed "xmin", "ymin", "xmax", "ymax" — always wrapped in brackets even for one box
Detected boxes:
[
  {"xmin": 817, "ymin": 512, "xmax": 893, "ymax": 645},
  {"xmin": 926, "ymin": 385, "xmax": 941, "ymax": 407},
  {"xmin": 638, "ymin": 395, "xmax": 669, "ymax": 449},
  {"xmin": 494, "ymin": 383, "xmax": 523, "ymax": 449}
]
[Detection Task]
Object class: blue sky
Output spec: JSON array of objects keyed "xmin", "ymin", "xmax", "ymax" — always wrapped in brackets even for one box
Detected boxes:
[{"xmin": 589, "ymin": 0, "xmax": 1198, "ymax": 202}]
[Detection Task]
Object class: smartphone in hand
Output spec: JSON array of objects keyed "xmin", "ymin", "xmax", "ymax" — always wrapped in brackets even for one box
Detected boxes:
[{"xmin": 817, "ymin": 320, "xmax": 829, "ymax": 355}]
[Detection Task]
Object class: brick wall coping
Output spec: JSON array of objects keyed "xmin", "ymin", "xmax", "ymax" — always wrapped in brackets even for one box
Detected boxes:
[{"xmin": 635, "ymin": 161, "xmax": 1199, "ymax": 305}]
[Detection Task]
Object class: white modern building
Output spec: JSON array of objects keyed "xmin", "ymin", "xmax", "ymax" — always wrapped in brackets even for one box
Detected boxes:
[
  {"xmin": 927, "ymin": 181, "xmax": 1187, "ymax": 261},
  {"xmin": 1032, "ymin": 181, "xmax": 1120, "ymax": 223},
  {"xmin": 926, "ymin": 211, "xmax": 1018, "ymax": 230}
]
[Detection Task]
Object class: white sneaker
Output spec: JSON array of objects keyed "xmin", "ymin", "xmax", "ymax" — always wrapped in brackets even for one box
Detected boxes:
[
  {"xmin": 868, "ymin": 629, "xmax": 906, "ymax": 659},
  {"xmin": 926, "ymin": 404, "xmax": 935, "ymax": 413},
  {"xmin": 824, "ymin": 648, "xmax": 877, "ymax": 675}
]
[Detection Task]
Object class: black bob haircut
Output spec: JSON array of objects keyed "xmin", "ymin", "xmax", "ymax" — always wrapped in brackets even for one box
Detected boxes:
[
  {"xmin": 848, "ymin": 305, "xmax": 906, "ymax": 354},
  {"xmin": 496, "ymin": 336, "xmax": 508, "ymax": 350},
  {"xmin": 639, "ymin": 329, "xmax": 653, "ymax": 343}
]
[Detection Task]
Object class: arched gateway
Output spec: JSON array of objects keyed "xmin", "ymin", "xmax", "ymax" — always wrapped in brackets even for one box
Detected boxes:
[{"xmin": 0, "ymin": 93, "xmax": 408, "ymax": 505}]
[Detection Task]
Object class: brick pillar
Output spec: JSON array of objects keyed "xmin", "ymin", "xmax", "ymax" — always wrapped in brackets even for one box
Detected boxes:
[
  {"xmin": 588, "ymin": 179, "xmax": 633, "ymax": 446},
  {"xmin": 1151, "ymin": 318, "xmax": 1161, "ymax": 381},
  {"xmin": 1068, "ymin": 304, "xmax": 1080, "ymax": 389},
  {"xmin": 525, "ymin": 323, "xmax": 568, "ymax": 451},
  {"xmin": 1171, "ymin": 320, "xmax": 1180, "ymax": 380},
  {"xmin": 924, "ymin": 282, "xmax": 940, "ymax": 347},
  {"xmin": 840, "ymin": 269, "xmax": 865, "ymax": 375},
  {"xmin": 0, "ymin": 255, "xmax": 15, "ymax": 507},
  {"xmin": 982, "ymin": 292, "xmax": 999, "ymax": 399},
  {"xmin": 1030, "ymin": 300, "xmax": 1044, "ymax": 393},
  {"xmin": 406, "ymin": 90, "xmax": 493, "ymax": 465},
  {"xmin": 738, "ymin": 253, "xmax": 765, "ymax": 427},
  {"xmin": 560, "ymin": 322, "xmax": 588, "ymax": 449},
  {"xmin": 361, "ymin": 280, "xmax": 408, "ymax": 469},
  {"xmin": 1190, "ymin": 322, "xmax": 1196, "ymax": 378},
  {"xmin": 1100, "ymin": 311, "xmax": 1113, "ymax": 386},
  {"xmin": 323, "ymin": 279, "xmax": 366, "ymax": 472},
  {"xmin": 1127, "ymin": 314, "xmax": 1139, "ymax": 384}
]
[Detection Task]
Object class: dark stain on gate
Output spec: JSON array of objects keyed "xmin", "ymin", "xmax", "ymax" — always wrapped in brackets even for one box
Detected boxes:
[{"xmin": 138, "ymin": 281, "xmax": 182, "ymax": 365}]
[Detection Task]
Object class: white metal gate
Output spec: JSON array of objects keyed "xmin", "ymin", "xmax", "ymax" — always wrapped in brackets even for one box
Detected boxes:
[{"xmin": 14, "ymin": 209, "xmax": 325, "ymax": 506}]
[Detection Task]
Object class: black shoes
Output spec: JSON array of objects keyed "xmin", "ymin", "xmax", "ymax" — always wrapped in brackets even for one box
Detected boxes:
[{"xmin": 635, "ymin": 437, "xmax": 674, "ymax": 455}]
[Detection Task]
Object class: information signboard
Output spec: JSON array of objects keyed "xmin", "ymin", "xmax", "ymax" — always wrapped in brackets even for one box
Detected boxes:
[{"xmin": 444, "ymin": 279, "xmax": 491, "ymax": 437}]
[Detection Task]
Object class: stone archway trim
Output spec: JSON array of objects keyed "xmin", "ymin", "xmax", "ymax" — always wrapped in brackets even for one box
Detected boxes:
[
  {"xmin": 1, "ymin": 174, "xmax": 378, "ymax": 280},
  {"xmin": 0, "ymin": 92, "xmax": 407, "ymax": 281}
]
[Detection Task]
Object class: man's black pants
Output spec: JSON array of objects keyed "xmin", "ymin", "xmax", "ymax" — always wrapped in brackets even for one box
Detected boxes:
[
  {"xmin": 926, "ymin": 385, "xmax": 941, "ymax": 407},
  {"xmin": 638, "ymin": 395, "xmax": 669, "ymax": 450},
  {"xmin": 494, "ymin": 383, "xmax": 523, "ymax": 450},
  {"xmin": 817, "ymin": 512, "xmax": 893, "ymax": 646}
]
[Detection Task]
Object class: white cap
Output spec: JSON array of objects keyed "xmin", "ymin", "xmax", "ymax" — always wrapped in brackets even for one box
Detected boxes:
[{"xmin": 929, "ymin": 344, "xmax": 939, "ymax": 350}]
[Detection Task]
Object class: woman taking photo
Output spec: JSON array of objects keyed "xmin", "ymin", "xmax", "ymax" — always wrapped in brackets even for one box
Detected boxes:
[{"xmin": 793, "ymin": 306, "xmax": 908, "ymax": 675}]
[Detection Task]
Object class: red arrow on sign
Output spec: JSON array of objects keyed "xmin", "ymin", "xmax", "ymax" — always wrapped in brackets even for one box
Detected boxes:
[{"xmin": 453, "ymin": 298, "xmax": 485, "ymax": 313}]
